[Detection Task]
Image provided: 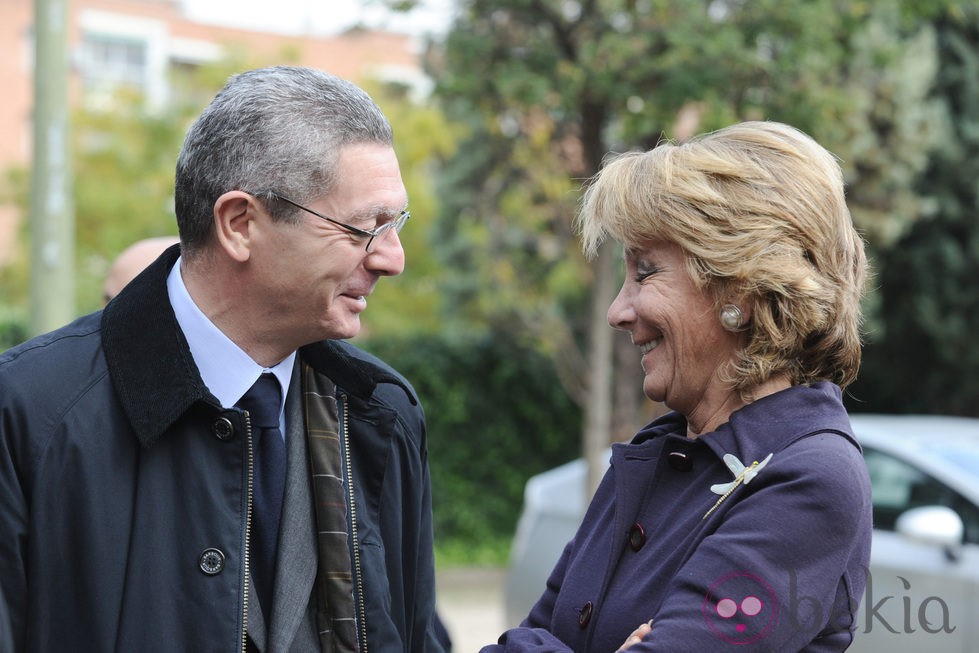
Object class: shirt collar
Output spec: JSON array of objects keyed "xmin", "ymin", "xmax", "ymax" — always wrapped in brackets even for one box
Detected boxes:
[{"xmin": 166, "ymin": 257, "xmax": 295, "ymax": 415}]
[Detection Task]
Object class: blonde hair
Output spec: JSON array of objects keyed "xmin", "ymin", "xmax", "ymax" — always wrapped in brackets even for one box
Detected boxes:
[{"xmin": 577, "ymin": 121, "xmax": 868, "ymax": 392}]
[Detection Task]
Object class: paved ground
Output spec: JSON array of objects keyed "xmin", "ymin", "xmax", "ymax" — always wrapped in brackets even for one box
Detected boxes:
[{"xmin": 436, "ymin": 566, "xmax": 509, "ymax": 652}]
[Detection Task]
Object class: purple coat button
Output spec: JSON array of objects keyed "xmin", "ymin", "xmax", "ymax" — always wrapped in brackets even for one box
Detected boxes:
[
  {"xmin": 578, "ymin": 601, "xmax": 593, "ymax": 628},
  {"xmin": 629, "ymin": 522, "xmax": 646, "ymax": 551}
]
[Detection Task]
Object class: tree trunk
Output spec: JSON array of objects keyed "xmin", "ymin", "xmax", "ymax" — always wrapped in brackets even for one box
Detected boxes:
[
  {"xmin": 583, "ymin": 240, "xmax": 617, "ymax": 496},
  {"xmin": 613, "ymin": 329, "xmax": 645, "ymax": 442}
]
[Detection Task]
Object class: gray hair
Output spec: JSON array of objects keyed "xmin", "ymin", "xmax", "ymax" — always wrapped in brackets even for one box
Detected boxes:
[{"xmin": 174, "ymin": 65, "xmax": 394, "ymax": 258}]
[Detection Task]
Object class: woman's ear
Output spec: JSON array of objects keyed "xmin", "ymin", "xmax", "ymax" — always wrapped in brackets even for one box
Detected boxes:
[{"xmin": 213, "ymin": 191, "xmax": 258, "ymax": 262}]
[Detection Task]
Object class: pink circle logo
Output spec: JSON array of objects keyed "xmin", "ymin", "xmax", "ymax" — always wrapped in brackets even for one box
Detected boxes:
[{"xmin": 703, "ymin": 571, "xmax": 778, "ymax": 644}]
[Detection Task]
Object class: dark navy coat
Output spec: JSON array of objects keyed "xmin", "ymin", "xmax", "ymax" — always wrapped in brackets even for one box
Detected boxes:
[{"xmin": 0, "ymin": 247, "xmax": 442, "ymax": 652}]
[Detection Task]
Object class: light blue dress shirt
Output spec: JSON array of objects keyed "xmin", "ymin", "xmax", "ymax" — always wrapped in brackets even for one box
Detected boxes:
[{"xmin": 166, "ymin": 257, "xmax": 295, "ymax": 439}]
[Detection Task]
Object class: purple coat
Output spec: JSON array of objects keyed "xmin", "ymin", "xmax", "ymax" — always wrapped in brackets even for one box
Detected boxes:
[{"xmin": 485, "ymin": 382, "xmax": 872, "ymax": 652}]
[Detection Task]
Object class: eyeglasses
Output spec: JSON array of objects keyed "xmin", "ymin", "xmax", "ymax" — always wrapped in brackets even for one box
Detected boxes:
[{"xmin": 266, "ymin": 192, "xmax": 410, "ymax": 252}]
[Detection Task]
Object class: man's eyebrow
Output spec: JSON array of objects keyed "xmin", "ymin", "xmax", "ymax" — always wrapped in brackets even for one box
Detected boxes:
[{"xmin": 346, "ymin": 200, "xmax": 410, "ymax": 222}]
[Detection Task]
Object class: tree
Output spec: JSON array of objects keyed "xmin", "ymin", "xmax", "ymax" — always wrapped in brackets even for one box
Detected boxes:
[
  {"xmin": 850, "ymin": 4, "xmax": 979, "ymax": 416},
  {"xmin": 0, "ymin": 51, "xmax": 273, "ymax": 315},
  {"xmin": 429, "ymin": 0, "xmax": 949, "ymax": 492},
  {"xmin": 353, "ymin": 80, "xmax": 463, "ymax": 340}
]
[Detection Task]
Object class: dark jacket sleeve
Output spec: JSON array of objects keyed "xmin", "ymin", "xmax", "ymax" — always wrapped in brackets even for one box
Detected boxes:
[
  {"xmin": 405, "ymin": 416, "xmax": 444, "ymax": 653},
  {"xmin": 339, "ymin": 342, "xmax": 445, "ymax": 653},
  {"xmin": 0, "ymin": 369, "xmax": 28, "ymax": 652},
  {"xmin": 381, "ymin": 382, "xmax": 443, "ymax": 652},
  {"xmin": 1, "ymin": 332, "xmax": 70, "ymax": 652}
]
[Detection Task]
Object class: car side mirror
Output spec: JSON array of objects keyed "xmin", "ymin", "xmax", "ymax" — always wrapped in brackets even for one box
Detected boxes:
[{"xmin": 895, "ymin": 505, "xmax": 964, "ymax": 560}]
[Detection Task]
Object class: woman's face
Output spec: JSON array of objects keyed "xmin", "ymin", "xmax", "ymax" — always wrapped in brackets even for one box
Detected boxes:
[{"xmin": 608, "ymin": 241, "xmax": 742, "ymax": 424}]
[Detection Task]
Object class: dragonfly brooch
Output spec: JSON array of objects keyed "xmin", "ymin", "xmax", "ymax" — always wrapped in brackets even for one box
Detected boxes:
[{"xmin": 703, "ymin": 452, "xmax": 774, "ymax": 519}]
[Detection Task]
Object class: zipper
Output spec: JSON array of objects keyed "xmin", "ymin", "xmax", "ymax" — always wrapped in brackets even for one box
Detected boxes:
[
  {"xmin": 341, "ymin": 394, "xmax": 369, "ymax": 653},
  {"xmin": 241, "ymin": 411, "xmax": 255, "ymax": 653}
]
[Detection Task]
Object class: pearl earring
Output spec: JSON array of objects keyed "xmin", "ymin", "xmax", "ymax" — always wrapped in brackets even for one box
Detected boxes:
[{"xmin": 719, "ymin": 304, "xmax": 744, "ymax": 332}]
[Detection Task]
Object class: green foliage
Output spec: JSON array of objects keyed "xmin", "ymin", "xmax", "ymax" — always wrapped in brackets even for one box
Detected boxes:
[
  {"xmin": 0, "ymin": 50, "xmax": 295, "ymax": 316},
  {"xmin": 70, "ymin": 88, "xmax": 192, "ymax": 308},
  {"xmin": 434, "ymin": 0, "xmax": 949, "ymax": 252},
  {"xmin": 70, "ymin": 51, "xmax": 290, "ymax": 311},
  {"xmin": 364, "ymin": 332, "xmax": 582, "ymax": 563},
  {"xmin": 356, "ymin": 81, "xmax": 464, "ymax": 339},
  {"xmin": 850, "ymin": 4, "xmax": 979, "ymax": 416},
  {"xmin": 834, "ymin": 3, "xmax": 950, "ymax": 246},
  {"xmin": 0, "ymin": 168, "xmax": 30, "ymax": 309},
  {"xmin": 0, "ymin": 305, "xmax": 28, "ymax": 351}
]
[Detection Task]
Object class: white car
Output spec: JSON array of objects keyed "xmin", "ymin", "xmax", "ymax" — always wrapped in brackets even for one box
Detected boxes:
[{"xmin": 504, "ymin": 415, "xmax": 979, "ymax": 651}]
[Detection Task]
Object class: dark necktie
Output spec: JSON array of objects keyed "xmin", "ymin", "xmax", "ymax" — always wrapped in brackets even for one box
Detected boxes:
[{"xmin": 236, "ymin": 373, "xmax": 286, "ymax": 618}]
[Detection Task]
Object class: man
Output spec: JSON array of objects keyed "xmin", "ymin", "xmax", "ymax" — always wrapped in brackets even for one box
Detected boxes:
[
  {"xmin": 0, "ymin": 66, "xmax": 444, "ymax": 652},
  {"xmin": 102, "ymin": 235, "xmax": 180, "ymax": 304}
]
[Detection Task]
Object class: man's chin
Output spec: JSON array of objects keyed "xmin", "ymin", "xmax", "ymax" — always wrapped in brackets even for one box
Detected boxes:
[{"xmin": 324, "ymin": 316, "xmax": 362, "ymax": 342}]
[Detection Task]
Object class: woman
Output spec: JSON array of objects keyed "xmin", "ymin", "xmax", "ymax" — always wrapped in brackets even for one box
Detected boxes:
[{"xmin": 485, "ymin": 122, "xmax": 872, "ymax": 652}]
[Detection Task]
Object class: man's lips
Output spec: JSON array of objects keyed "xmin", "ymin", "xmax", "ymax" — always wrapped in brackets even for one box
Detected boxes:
[{"xmin": 341, "ymin": 284, "xmax": 374, "ymax": 301}]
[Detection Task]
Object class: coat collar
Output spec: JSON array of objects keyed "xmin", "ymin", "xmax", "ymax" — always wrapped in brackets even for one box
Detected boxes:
[
  {"xmin": 630, "ymin": 382, "xmax": 858, "ymax": 465},
  {"xmin": 704, "ymin": 381, "xmax": 858, "ymax": 464},
  {"xmin": 101, "ymin": 244, "xmax": 415, "ymax": 448}
]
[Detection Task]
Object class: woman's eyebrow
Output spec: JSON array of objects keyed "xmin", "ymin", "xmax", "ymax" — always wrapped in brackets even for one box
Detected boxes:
[{"xmin": 623, "ymin": 246, "xmax": 644, "ymax": 260}]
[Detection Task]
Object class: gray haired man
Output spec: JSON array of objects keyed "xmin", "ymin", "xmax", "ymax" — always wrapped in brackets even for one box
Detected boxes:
[{"xmin": 0, "ymin": 66, "xmax": 444, "ymax": 652}]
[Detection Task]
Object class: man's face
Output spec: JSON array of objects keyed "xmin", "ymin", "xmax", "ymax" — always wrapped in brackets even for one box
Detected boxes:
[{"xmin": 253, "ymin": 143, "xmax": 407, "ymax": 345}]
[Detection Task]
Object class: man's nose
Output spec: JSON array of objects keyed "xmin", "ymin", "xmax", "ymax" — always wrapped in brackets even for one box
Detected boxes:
[{"xmin": 366, "ymin": 230, "xmax": 405, "ymax": 276}]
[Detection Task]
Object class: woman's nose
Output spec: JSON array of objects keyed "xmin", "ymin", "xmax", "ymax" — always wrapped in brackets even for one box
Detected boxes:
[{"xmin": 607, "ymin": 284, "xmax": 634, "ymax": 331}]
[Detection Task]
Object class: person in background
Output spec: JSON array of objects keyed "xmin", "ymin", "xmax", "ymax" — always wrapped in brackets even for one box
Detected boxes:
[
  {"xmin": 485, "ymin": 121, "xmax": 872, "ymax": 652},
  {"xmin": 0, "ymin": 65, "xmax": 445, "ymax": 652},
  {"xmin": 102, "ymin": 235, "xmax": 180, "ymax": 304}
]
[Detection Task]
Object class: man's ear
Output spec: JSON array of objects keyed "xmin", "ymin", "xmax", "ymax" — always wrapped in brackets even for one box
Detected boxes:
[{"xmin": 213, "ymin": 191, "xmax": 258, "ymax": 262}]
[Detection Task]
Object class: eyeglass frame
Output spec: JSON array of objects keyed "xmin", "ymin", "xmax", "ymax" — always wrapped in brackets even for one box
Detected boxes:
[{"xmin": 253, "ymin": 191, "xmax": 410, "ymax": 252}]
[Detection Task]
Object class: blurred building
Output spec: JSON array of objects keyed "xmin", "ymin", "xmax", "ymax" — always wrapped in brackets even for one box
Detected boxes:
[{"xmin": 0, "ymin": 0, "xmax": 429, "ymax": 263}]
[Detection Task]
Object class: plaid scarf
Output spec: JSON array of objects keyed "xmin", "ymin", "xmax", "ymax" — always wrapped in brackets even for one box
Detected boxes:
[{"xmin": 302, "ymin": 363, "xmax": 359, "ymax": 652}]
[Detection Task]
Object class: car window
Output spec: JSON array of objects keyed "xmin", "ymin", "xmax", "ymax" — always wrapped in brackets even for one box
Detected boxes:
[
  {"xmin": 863, "ymin": 446, "xmax": 979, "ymax": 545},
  {"xmin": 932, "ymin": 444, "xmax": 979, "ymax": 478}
]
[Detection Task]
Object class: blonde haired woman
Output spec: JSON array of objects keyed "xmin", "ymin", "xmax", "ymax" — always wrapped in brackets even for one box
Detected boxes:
[{"xmin": 485, "ymin": 122, "xmax": 872, "ymax": 652}]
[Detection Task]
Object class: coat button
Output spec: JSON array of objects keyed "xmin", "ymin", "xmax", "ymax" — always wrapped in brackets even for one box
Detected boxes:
[
  {"xmin": 199, "ymin": 548, "xmax": 226, "ymax": 575},
  {"xmin": 668, "ymin": 450, "xmax": 693, "ymax": 471},
  {"xmin": 212, "ymin": 417, "xmax": 235, "ymax": 441},
  {"xmin": 628, "ymin": 522, "xmax": 646, "ymax": 551},
  {"xmin": 578, "ymin": 601, "xmax": 593, "ymax": 628}
]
